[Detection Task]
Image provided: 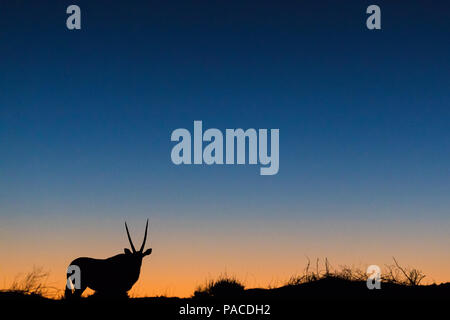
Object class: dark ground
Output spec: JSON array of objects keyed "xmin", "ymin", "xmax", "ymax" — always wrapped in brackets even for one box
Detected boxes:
[{"xmin": 1, "ymin": 278, "xmax": 449, "ymax": 318}]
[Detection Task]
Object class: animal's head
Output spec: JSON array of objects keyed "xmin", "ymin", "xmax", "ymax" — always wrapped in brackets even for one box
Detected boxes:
[{"xmin": 124, "ymin": 219, "xmax": 153, "ymax": 262}]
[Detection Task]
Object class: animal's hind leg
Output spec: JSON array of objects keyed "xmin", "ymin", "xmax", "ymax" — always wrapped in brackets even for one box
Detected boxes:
[
  {"xmin": 72, "ymin": 284, "xmax": 87, "ymax": 298},
  {"xmin": 65, "ymin": 281, "xmax": 86, "ymax": 299}
]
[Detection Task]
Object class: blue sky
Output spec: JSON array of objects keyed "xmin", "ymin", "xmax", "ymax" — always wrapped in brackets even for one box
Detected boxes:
[{"xmin": 2, "ymin": 1, "xmax": 449, "ymax": 221}]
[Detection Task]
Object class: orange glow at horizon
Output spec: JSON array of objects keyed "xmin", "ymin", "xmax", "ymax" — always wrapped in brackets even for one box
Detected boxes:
[{"xmin": 1, "ymin": 216, "xmax": 450, "ymax": 298}]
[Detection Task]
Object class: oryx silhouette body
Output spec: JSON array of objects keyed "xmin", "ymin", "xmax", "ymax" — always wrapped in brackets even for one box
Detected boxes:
[{"xmin": 65, "ymin": 220, "xmax": 152, "ymax": 298}]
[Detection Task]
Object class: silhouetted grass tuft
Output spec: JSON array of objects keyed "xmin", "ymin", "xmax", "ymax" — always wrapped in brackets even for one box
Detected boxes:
[
  {"xmin": 194, "ymin": 273, "xmax": 245, "ymax": 298},
  {"xmin": 285, "ymin": 257, "xmax": 426, "ymax": 287},
  {"xmin": 1, "ymin": 266, "xmax": 60, "ymax": 298}
]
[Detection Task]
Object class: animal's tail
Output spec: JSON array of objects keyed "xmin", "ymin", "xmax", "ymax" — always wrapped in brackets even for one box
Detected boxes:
[
  {"xmin": 65, "ymin": 262, "xmax": 85, "ymax": 299},
  {"xmin": 65, "ymin": 274, "xmax": 74, "ymax": 299}
]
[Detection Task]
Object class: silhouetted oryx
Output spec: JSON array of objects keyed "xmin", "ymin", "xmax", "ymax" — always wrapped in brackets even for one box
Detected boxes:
[{"xmin": 65, "ymin": 220, "xmax": 152, "ymax": 298}]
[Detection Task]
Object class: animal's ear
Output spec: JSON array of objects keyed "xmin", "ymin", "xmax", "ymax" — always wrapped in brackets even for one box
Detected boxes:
[
  {"xmin": 143, "ymin": 248, "xmax": 152, "ymax": 256},
  {"xmin": 124, "ymin": 248, "xmax": 132, "ymax": 255}
]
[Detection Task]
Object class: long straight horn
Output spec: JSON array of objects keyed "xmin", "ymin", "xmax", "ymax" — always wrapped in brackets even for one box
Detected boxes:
[
  {"xmin": 125, "ymin": 222, "xmax": 136, "ymax": 253},
  {"xmin": 139, "ymin": 219, "xmax": 149, "ymax": 253}
]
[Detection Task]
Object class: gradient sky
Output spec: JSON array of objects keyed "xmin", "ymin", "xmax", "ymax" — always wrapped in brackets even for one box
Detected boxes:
[{"xmin": 1, "ymin": 1, "xmax": 449, "ymax": 297}]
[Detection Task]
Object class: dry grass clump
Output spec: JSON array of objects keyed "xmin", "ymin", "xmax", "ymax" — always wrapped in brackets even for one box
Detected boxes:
[
  {"xmin": 382, "ymin": 257, "xmax": 426, "ymax": 286},
  {"xmin": 194, "ymin": 273, "xmax": 245, "ymax": 298},
  {"xmin": 286, "ymin": 257, "xmax": 426, "ymax": 287},
  {"xmin": 2, "ymin": 266, "xmax": 60, "ymax": 298}
]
